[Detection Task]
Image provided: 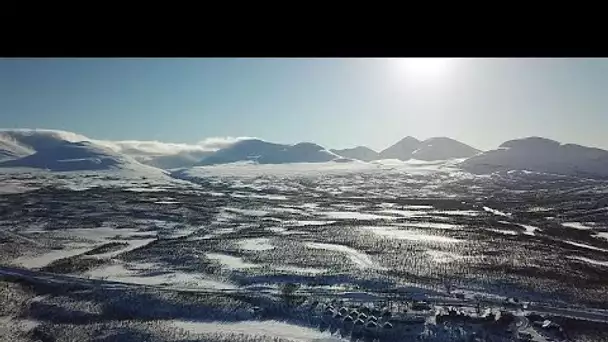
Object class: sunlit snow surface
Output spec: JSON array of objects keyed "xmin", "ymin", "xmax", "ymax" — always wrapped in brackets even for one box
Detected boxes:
[
  {"xmin": 305, "ymin": 242, "xmax": 378, "ymax": 269},
  {"xmin": 482, "ymin": 206, "xmax": 511, "ymax": 217},
  {"xmin": 206, "ymin": 253, "xmax": 259, "ymax": 270},
  {"xmin": 238, "ymin": 238, "xmax": 274, "ymax": 251},
  {"xmin": 182, "ymin": 159, "xmax": 467, "ymax": 178},
  {"xmin": 562, "ymin": 222, "xmax": 593, "ymax": 230},
  {"xmin": 520, "ymin": 224, "xmax": 540, "ymax": 236},
  {"xmin": 487, "ymin": 229, "xmax": 518, "ymax": 236},
  {"xmin": 360, "ymin": 226, "xmax": 462, "ymax": 243},
  {"xmin": 564, "ymin": 240, "xmax": 608, "ymax": 253},
  {"xmin": 85, "ymin": 263, "xmax": 238, "ymax": 289},
  {"xmin": 322, "ymin": 211, "xmax": 395, "ymax": 221},
  {"xmin": 568, "ymin": 256, "xmax": 608, "ymax": 267},
  {"xmin": 14, "ymin": 246, "xmax": 95, "ymax": 269},
  {"xmin": 171, "ymin": 320, "xmax": 346, "ymax": 341},
  {"xmin": 0, "ymin": 167, "xmax": 193, "ymax": 192}
]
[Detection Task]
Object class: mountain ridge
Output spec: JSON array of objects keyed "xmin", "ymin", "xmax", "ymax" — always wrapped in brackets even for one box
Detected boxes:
[
  {"xmin": 333, "ymin": 136, "xmax": 480, "ymax": 162},
  {"xmin": 3, "ymin": 129, "xmax": 608, "ymax": 180},
  {"xmin": 199, "ymin": 139, "xmax": 342, "ymax": 165}
]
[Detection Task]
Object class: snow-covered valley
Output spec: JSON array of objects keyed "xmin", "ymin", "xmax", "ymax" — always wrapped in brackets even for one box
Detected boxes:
[{"xmin": 1, "ymin": 158, "xmax": 608, "ymax": 342}]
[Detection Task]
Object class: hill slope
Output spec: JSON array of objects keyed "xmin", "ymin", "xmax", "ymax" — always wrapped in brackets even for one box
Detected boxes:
[
  {"xmin": 137, "ymin": 151, "xmax": 214, "ymax": 170},
  {"xmin": 411, "ymin": 137, "xmax": 480, "ymax": 161},
  {"xmin": 330, "ymin": 146, "xmax": 379, "ymax": 162},
  {"xmin": 378, "ymin": 136, "xmax": 479, "ymax": 161},
  {"xmin": 379, "ymin": 136, "xmax": 420, "ymax": 160},
  {"xmin": 460, "ymin": 137, "xmax": 608, "ymax": 178}
]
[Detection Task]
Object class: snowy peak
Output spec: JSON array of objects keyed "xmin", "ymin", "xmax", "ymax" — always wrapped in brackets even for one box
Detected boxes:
[
  {"xmin": 331, "ymin": 146, "xmax": 379, "ymax": 162},
  {"xmin": 499, "ymin": 136, "xmax": 561, "ymax": 150},
  {"xmin": 1, "ymin": 141, "xmax": 121, "ymax": 171},
  {"xmin": 199, "ymin": 139, "xmax": 341, "ymax": 165},
  {"xmin": 1, "ymin": 140, "xmax": 137, "ymax": 172},
  {"xmin": 1, "ymin": 129, "xmax": 90, "ymax": 150},
  {"xmin": 378, "ymin": 136, "xmax": 479, "ymax": 161},
  {"xmin": 0, "ymin": 129, "xmax": 89, "ymax": 163},
  {"xmin": 461, "ymin": 137, "xmax": 608, "ymax": 178},
  {"xmin": 411, "ymin": 137, "xmax": 480, "ymax": 161},
  {"xmin": 199, "ymin": 139, "xmax": 282, "ymax": 165},
  {"xmin": 379, "ymin": 136, "xmax": 421, "ymax": 160}
]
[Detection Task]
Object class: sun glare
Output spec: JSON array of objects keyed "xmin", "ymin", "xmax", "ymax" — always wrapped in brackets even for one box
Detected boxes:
[{"xmin": 392, "ymin": 58, "xmax": 453, "ymax": 85}]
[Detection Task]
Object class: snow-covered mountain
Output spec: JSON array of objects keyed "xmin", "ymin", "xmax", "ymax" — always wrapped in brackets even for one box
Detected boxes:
[
  {"xmin": 7, "ymin": 129, "xmax": 608, "ymax": 179},
  {"xmin": 379, "ymin": 136, "xmax": 421, "ymax": 160},
  {"xmin": 411, "ymin": 137, "xmax": 480, "ymax": 161},
  {"xmin": 331, "ymin": 146, "xmax": 379, "ymax": 162},
  {"xmin": 377, "ymin": 136, "xmax": 479, "ymax": 161},
  {"xmin": 199, "ymin": 135, "xmax": 479, "ymax": 166},
  {"xmin": 0, "ymin": 130, "xmax": 163, "ymax": 173},
  {"xmin": 199, "ymin": 139, "xmax": 342, "ymax": 165},
  {"xmin": 460, "ymin": 137, "xmax": 608, "ymax": 178},
  {"xmin": 0, "ymin": 129, "xmax": 90, "ymax": 162}
]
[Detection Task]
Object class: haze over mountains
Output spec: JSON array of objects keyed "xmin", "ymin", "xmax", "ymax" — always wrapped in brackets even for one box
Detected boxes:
[{"xmin": 1, "ymin": 129, "xmax": 608, "ymax": 179}]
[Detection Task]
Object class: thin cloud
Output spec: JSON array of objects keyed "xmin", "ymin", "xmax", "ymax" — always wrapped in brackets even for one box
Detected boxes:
[
  {"xmin": 0, "ymin": 128, "xmax": 91, "ymax": 143},
  {"xmin": 195, "ymin": 137, "xmax": 255, "ymax": 152},
  {"xmin": 96, "ymin": 136, "xmax": 254, "ymax": 156},
  {"xmin": 0, "ymin": 129, "xmax": 253, "ymax": 157}
]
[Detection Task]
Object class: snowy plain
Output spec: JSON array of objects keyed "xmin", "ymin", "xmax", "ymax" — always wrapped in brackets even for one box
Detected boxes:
[{"xmin": 2, "ymin": 155, "xmax": 608, "ymax": 341}]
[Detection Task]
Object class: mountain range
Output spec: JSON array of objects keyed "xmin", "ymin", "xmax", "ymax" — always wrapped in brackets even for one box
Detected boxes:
[
  {"xmin": 331, "ymin": 137, "xmax": 481, "ymax": 162},
  {"xmin": 200, "ymin": 140, "xmax": 341, "ymax": 165},
  {"xmin": 2, "ymin": 129, "xmax": 608, "ymax": 179}
]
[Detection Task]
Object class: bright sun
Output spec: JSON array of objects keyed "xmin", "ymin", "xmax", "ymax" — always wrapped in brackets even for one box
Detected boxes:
[{"xmin": 392, "ymin": 58, "xmax": 453, "ymax": 84}]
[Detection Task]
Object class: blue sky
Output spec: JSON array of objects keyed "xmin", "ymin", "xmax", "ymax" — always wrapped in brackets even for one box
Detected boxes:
[{"xmin": 1, "ymin": 58, "xmax": 607, "ymax": 151}]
